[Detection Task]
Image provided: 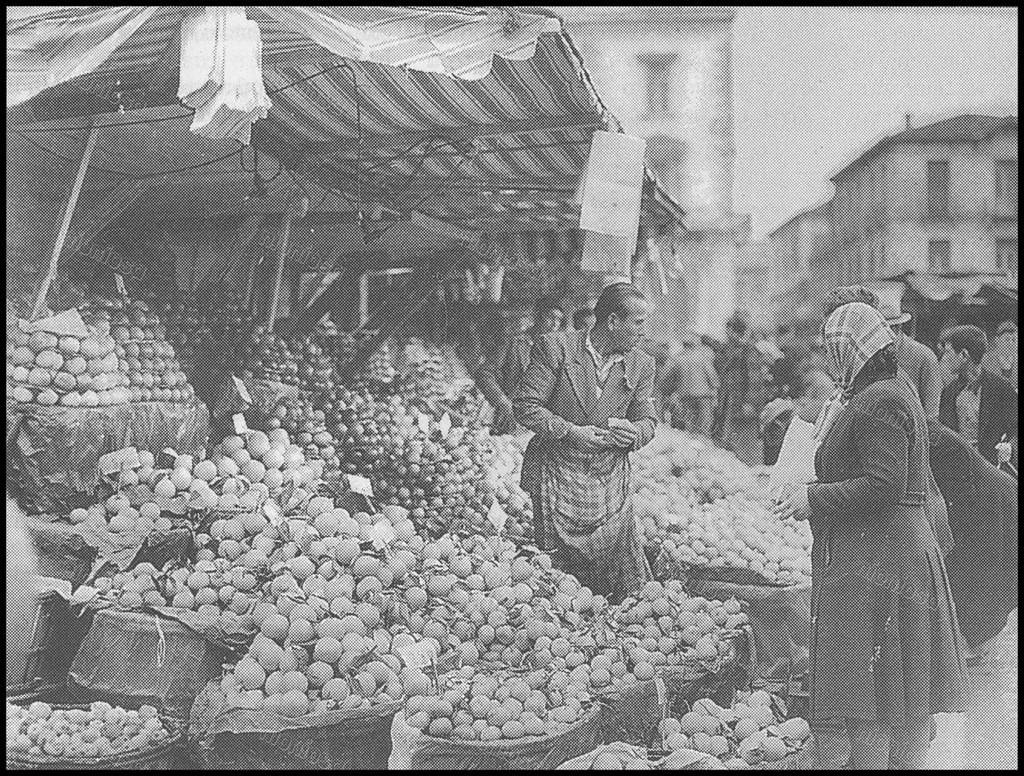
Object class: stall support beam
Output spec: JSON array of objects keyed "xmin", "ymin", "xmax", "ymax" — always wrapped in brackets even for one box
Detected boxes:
[{"xmin": 32, "ymin": 121, "xmax": 99, "ymax": 320}]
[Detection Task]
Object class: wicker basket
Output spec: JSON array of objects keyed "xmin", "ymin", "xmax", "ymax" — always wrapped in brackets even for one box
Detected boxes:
[
  {"xmin": 5, "ymin": 690, "xmax": 187, "ymax": 770},
  {"xmin": 408, "ymin": 703, "xmax": 605, "ymax": 770},
  {"xmin": 188, "ymin": 680, "xmax": 401, "ymax": 770}
]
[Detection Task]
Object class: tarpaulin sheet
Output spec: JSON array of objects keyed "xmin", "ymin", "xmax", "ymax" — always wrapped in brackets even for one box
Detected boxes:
[{"xmin": 7, "ymin": 402, "xmax": 210, "ymax": 515}]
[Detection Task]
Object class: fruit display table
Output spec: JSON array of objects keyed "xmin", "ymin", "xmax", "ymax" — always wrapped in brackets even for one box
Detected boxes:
[{"xmin": 7, "ymin": 402, "xmax": 209, "ymax": 515}]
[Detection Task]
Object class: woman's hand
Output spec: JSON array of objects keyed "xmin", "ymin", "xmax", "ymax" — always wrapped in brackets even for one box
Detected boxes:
[{"xmin": 773, "ymin": 483, "xmax": 811, "ymax": 521}]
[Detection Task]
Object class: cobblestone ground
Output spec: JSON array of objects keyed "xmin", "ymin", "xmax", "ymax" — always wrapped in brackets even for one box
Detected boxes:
[{"xmin": 963, "ymin": 608, "xmax": 1018, "ymax": 770}]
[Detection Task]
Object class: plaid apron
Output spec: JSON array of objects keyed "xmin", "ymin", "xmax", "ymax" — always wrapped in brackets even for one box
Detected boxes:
[{"xmin": 536, "ymin": 441, "xmax": 651, "ymax": 603}]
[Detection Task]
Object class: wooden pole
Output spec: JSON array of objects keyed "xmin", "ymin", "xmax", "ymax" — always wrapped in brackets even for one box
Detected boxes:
[
  {"xmin": 32, "ymin": 120, "xmax": 99, "ymax": 320},
  {"xmin": 266, "ymin": 195, "xmax": 307, "ymax": 331}
]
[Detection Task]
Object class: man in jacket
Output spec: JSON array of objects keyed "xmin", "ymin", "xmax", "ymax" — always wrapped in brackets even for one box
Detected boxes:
[
  {"xmin": 938, "ymin": 325, "xmax": 1018, "ymax": 467},
  {"xmin": 513, "ymin": 282, "xmax": 658, "ymax": 602},
  {"xmin": 879, "ymin": 301, "xmax": 943, "ymax": 420}
]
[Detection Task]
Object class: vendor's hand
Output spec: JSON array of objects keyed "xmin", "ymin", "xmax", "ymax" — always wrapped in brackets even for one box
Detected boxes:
[
  {"xmin": 773, "ymin": 483, "xmax": 810, "ymax": 521},
  {"xmin": 570, "ymin": 424, "xmax": 611, "ymax": 451},
  {"xmin": 996, "ymin": 439, "xmax": 1013, "ymax": 464},
  {"xmin": 607, "ymin": 420, "xmax": 640, "ymax": 449}
]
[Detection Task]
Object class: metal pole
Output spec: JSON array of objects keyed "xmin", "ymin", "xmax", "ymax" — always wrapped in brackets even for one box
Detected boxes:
[{"xmin": 32, "ymin": 120, "xmax": 99, "ymax": 320}]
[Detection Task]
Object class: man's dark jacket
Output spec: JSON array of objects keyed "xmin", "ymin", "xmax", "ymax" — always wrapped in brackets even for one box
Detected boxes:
[{"xmin": 939, "ymin": 369, "xmax": 1018, "ymax": 465}]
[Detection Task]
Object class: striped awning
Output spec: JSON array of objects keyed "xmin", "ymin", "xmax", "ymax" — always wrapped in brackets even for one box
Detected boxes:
[
  {"xmin": 7, "ymin": 6, "xmax": 563, "ymax": 107},
  {"xmin": 7, "ymin": 6, "xmax": 686, "ymax": 232}
]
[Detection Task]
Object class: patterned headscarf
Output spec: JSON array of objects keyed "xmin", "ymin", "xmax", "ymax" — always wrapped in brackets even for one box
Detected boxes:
[{"xmin": 813, "ymin": 302, "xmax": 895, "ymax": 439}]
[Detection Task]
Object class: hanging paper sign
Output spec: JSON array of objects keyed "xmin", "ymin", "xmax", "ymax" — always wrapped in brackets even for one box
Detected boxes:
[
  {"xmin": 580, "ymin": 130, "xmax": 646, "ymax": 245},
  {"xmin": 231, "ymin": 375, "xmax": 252, "ymax": 406},
  {"xmin": 418, "ymin": 413, "xmax": 432, "ymax": 435},
  {"xmin": 232, "ymin": 413, "xmax": 249, "ymax": 434},
  {"xmin": 114, "ymin": 274, "xmax": 127, "ymax": 295},
  {"xmin": 348, "ymin": 474, "xmax": 374, "ymax": 498},
  {"xmin": 397, "ymin": 639, "xmax": 437, "ymax": 669},
  {"xmin": 438, "ymin": 413, "xmax": 452, "ymax": 438},
  {"xmin": 263, "ymin": 500, "xmax": 284, "ymax": 527},
  {"xmin": 487, "ymin": 500, "xmax": 508, "ymax": 534},
  {"xmin": 369, "ymin": 522, "xmax": 396, "ymax": 550},
  {"xmin": 580, "ymin": 230, "xmax": 634, "ymax": 277},
  {"xmin": 99, "ymin": 447, "xmax": 140, "ymax": 476}
]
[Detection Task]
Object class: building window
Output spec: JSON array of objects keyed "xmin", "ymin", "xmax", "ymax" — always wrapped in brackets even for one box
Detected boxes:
[
  {"xmin": 638, "ymin": 53, "xmax": 676, "ymax": 117},
  {"xmin": 995, "ymin": 159, "xmax": 1018, "ymax": 217},
  {"xmin": 996, "ymin": 238, "xmax": 1017, "ymax": 273},
  {"xmin": 928, "ymin": 240, "xmax": 951, "ymax": 273},
  {"xmin": 926, "ymin": 160, "xmax": 950, "ymax": 218}
]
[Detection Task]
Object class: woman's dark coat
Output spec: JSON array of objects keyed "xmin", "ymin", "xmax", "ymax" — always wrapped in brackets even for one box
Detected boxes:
[{"xmin": 806, "ymin": 372, "xmax": 967, "ymax": 726}]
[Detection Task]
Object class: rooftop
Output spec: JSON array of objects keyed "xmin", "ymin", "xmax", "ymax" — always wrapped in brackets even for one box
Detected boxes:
[{"xmin": 830, "ymin": 114, "xmax": 1018, "ymax": 181}]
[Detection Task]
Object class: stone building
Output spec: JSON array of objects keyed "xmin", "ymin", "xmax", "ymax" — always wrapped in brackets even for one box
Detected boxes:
[
  {"xmin": 769, "ymin": 114, "xmax": 1017, "ymax": 328},
  {"xmin": 555, "ymin": 6, "xmax": 749, "ymax": 339}
]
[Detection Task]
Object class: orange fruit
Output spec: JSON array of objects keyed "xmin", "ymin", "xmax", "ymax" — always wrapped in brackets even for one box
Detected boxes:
[
  {"xmin": 321, "ymin": 678, "xmax": 350, "ymax": 701},
  {"xmin": 305, "ymin": 661, "xmax": 335, "ymax": 689},
  {"xmin": 261, "ymin": 614, "xmax": 290, "ymax": 642}
]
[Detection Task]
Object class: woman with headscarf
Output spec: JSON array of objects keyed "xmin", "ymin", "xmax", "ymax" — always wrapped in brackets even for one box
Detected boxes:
[{"xmin": 774, "ymin": 302, "xmax": 967, "ymax": 769}]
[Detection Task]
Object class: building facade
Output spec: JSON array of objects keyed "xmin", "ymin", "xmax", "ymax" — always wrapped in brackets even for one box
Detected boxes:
[
  {"xmin": 829, "ymin": 114, "xmax": 1017, "ymax": 284},
  {"xmin": 769, "ymin": 115, "xmax": 1017, "ymax": 324},
  {"xmin": 556, "ymin": 6, "xmax": 748, "ymax": 339}
]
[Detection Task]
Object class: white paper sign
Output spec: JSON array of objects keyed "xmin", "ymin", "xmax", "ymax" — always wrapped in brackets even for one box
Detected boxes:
[
  {"xmin": 418, "ymin": 413, "xmax": 432, "ymax": 435},
  {"xmin": 580, "ymin": 130, "xmax": 647, "ymax": 244},
  {"xmin": 232, "ymin": 375, "xmax": 252, "ymax": 405},
  {"xmin": 232, "ymin": 413, "xmax": 249, "ymax": 434},
  {"xmin": 438, "ymin": 413, "xmax": 452, "ymax": 438},
  {"xmin": 348, "ymin": 474, "xmax": 374, "ymax": 497},
  {"xmin": 769, "ymin": 417, "xmax": 819, "ymax": 494},
  {"xmin": 369, "ymin": 522, "xmax": 396, "ymax": 549},
  {"xmin": 36, "ymin": 576, "xmax": 74, "ymax": 600},
  {"xmin": 397, "ymin": 640, "xmax": 437, "ymax": 669},
  {"xmin": 263, "ymin": 500, "xmax": 284, "ymax": 526},
  {"xmin": 98, "ymin": 446, "xmax": 140, "ymax": 476},
  {"xmin": 580, "ymin": 230, "xmax": 634, "ymax": 277},
  {"xmin": 19, "ymin": 309, "xmax": 90, "ymax": 337},
  {"xmin": 487, "ymin": 501, "xmax": 508, "ymax": 533}
]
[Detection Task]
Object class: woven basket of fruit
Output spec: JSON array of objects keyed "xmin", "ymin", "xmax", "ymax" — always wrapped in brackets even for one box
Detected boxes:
[
  {"xmin": 408, "ymin": 702, "xmax": 604, "ymax": 770},
  {"xmin": 68, "ymin": 607, "xmax": 234, "ymax": 718},
  {"xmin": 6, "ymin": 696, "xmax": 186, "ymax": 770},
  {"xmin": 188, "ymin": 679, "xmax": 402, "ymax": 769}
]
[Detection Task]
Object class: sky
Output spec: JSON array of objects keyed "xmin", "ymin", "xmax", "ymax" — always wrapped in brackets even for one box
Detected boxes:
[{"xmin": 732, "ymin": 6, "xmax": 1018, "ymax": 239}]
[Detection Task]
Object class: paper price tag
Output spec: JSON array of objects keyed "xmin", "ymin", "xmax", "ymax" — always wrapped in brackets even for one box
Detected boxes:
[
  {"xmin": 232, "ymin": 413, "xmax": 249, "ymax": 434},
  {"xmin": 655, "ymin": 675, "xmax": 667, "ymax": 710},
  {"xmin": 397, "ymin": 640, "xmax": 437, "ymax": 669},
  {"xmin": 263, "ymin": 500, "xmax": 284, "ymax": 527},
  {"xmin": 438, "ymin": 412, "xmax": 451, "ymax": 438},
  {"xmin": 232, "ymin": 375, "xmax": 253, "ymax": 406},
  {"xmin": 35, "ymin": 576, "xmax": 74, "ymax": 600},
  {"xmin": 348, "ymin": 474, "xmax": 374, "ymax": 498},
  {"xmin": 418, "ymin": 413, "xmax": 432, "ymax": 435},
  {"xmin": 487, "ymin": 500, "xmax": 508, "ymax": 534},
  {"xmin": 99, "ymin": 446, "xmax": 140, "ymax": 476},
  {"xmin": 369, "ymin": 522, "xmax": 396, "ymax": 550}
]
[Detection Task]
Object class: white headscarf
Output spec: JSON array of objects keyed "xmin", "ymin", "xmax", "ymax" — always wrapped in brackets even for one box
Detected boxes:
[{"xmin": 812, "ymin": 302, "xmax": 895, "ymax": 440}]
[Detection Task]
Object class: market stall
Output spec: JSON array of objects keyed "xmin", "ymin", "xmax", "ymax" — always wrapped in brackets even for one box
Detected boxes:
[{"xmin": 4, "ymin": 7, "xmax": 829, "ymax": 773}]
